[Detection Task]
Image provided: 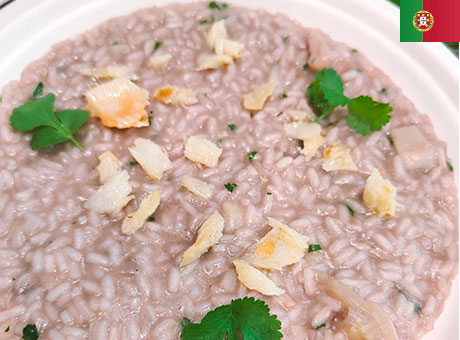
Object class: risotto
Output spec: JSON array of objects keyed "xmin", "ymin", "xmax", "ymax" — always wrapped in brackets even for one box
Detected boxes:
[{"xmin": 0, "ymin": 2, "xmax": 457, "ymax": 340}]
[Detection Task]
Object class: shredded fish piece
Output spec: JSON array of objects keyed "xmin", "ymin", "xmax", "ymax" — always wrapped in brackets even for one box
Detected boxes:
[
  {"xmin": 153, "ymin": 86, "xmax": 198, "ymax": 105},
  {"xmin": 197, "ymin": 54, "xmax": 234, "ymax": 70},
  {"xmin": 322, "ymin": 144, "xmax": 357, "ymax": 172},
  {"xmin": 245, "ymin": 218, "xmax": 309, "ymax": 271},
  {"xmin": 184, "ymin": 136, "xmax": 222, "ymax": 167},
  {"xmin": 128, "ymin": 138, "xmax": 173, "ymax": 181},
  {"xmin": 234, "ymin": 259, "xmax": 285, "ymax": 296},
  {"xmin": 85, "ymin": 77, "xmax": 149, "ymax": 129},
  {"xmin": 363, "ymin": 169, "xmax": 397, "ymax": 217},
  {"xmin": 181, "ymin": 176, "xmax": 213, "ymax": 200},
  {"xmin": 80, "ymin": 64, "xmax": 138, "ymax": 80},
  {"xmin": 97, "ymin": 150, "xmax": 122, "ymax": 184},
  {"xmin": 242, "ymin": 81, "xmax": 275, "ymax": 111},
  {"xmin": 150, "ymin": 54, "xmax": 172, "ymax": 70},
  {"xmin": 121, "ymin": 188, "xmax": 161, "ymax": 235},
  {"xmin": 180, "ymin": 210, "xmax": 224, "ymax": 267},
  {"xmin": 83, "ymin": 170, "xmax": 134, "ymax": 214}
]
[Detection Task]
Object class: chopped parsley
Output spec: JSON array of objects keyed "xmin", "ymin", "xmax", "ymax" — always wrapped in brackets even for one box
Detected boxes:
[
  {"xmin": 200, "ymin": 19, "xmax": 209, "ymax": 24},
  {"xmin": 22, "ymin": 324, "xmax": 39, "ymax": 340},
  {"xmin": 127, "ymin": 161, "xmax": 139, "ymax": 167},
  {"xmin": 199, "ymin": 15, "xmax": 215, "ymax": 24},
  {"xmin": 346, "ymin": 204, "xmax": 355, "ymax": 216},
  {"xmin": 228, "ymin": 124, "xmax": 237, "ymax": 131},
  {"xmin": 277, "ymin": 111, "xmax": 283, "ymax": 117},
  {"xmin": 298, "ymin": 140, "xmax": 304, "ymax": 148},
  {"xmin": 282, "ymin": 36, "xmax": 289, "ymax": 43},
  {"xmin": 208, "ymin": 1, "xmax": 221, "ymax": 11},
  {"xmin": 351, "ymin": 48, "xmax": 358, "ymax": 53},
  {"xmin": 147, "ymin": 216, "xmax": 156, "ymax": 222},
  {"xmin": 302, "ymin": 63, "xmax": 309, "ymax": 70},
  {"xmin": 181, "ymin": 297, "xmax": 282, "ymax": 340},
  {"xmin": 381, "ymin": 88, "xmax": 387, "ymax": 94},
  {"xmin": 447, "ymin": 161, "xmax": 454, "ymax": 172},
  {"xmin": 32, "ymin": 82, "xmax": 44, "ymax": 100},
  {"xmin": 267, "ymin": 192, "xmax": 272, "ymax": 195},
  {"xmin": 247, "ymin": 151, "xmax": 257, "ymax": 163},
  {"xmin": 4, "ymin": 326, "xmax": 10, "ymax": 332},
  {"xmin": 148, "ymin": 116, "xmax": 153, "ymax": 126},
  {"xmin": 307, "ymin": 68, "xmax": 392, "ymax": 136},
  {"xmin": 250, "ymin": 112, "xmax": 254, "ymax": 118},
  {"xmin": 10, "ymin": 94, "xmax": 89, "ymax": 150},
  {"xmin": 314, "ymin": 323, "xmax": 326, "ymax": 330},
  {"xmin": 356, "ymin": 68, "xmax": 362, "ymax": 73},
  {"xmin": 112, "ymin": 40, "xmax": 119, "ymax": 45},
  {"xmin": 224, "ymin": 183, "xmax": 237, "ymax": 193},
  {"xmin": 216, "ymin": 138, "xmax": 223, "ymax": 144},
  {"xmin": 153, "ymin": 41, "xmax": 163, "ymax": 53},
  {"xmin": 386, "ymin": 134, "xmax": 394, "ymax": 146},
  {"xmin": 279, "ymin": 92, "xmax": 288, "ymax": 99},
  {"xmin": 11, "ymin": 277, "xmax": 15, "ymax": 281},
  {"xmin": 308, "ymin": 244, "xmax": 321, "ymax": 252}
]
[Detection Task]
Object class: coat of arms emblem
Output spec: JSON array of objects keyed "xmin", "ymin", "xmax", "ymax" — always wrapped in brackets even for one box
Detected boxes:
[{"xmin": 413, "ymin": 10, "xmax": 434, "ymax": 32}]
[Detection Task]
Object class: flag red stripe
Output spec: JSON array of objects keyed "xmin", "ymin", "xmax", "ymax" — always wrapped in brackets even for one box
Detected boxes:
[{"xmin": 423, "ymin": 0, "xmax": 460, "ymax": 42}]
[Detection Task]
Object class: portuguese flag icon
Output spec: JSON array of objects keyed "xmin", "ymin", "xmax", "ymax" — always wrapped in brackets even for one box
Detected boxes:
[{"xmin": 400, "ymin": 0, "xmax": 460, "ymax": 41}]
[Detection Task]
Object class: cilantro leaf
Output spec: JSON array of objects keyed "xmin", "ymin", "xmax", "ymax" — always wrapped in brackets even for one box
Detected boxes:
[
  {"xmin": 181, "ymin": 297, "xmax": 282, "ymax": 340},
  {"xmin": 306, "ymin": 68, "xmax": 392, "ymax": 135},
  {"xmin": 307, "ymin": 68, "xmax": 349, "ymax": 121},
  {"xmin": 153, "ymin": 41, "xmax": 163, "ymax": 53},
  {"xmin": 22, "ymin": 324, "xmax": 39, "ymax": 340},
  {"xmin": 346, "ymin": 96, "xmax": 392, "ymax": 136},
  {"xmin": 10, "ymin": 94, "xmax": 60, "ymax": 131},
  {"xmin": 10, "ymin": 94, "xmax": 89, "ymax": 150}
]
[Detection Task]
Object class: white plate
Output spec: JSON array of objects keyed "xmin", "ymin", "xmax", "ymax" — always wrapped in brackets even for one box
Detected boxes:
[{"xmin": 0, "ymin": 0, "xmax": 458, "ymax": 339}]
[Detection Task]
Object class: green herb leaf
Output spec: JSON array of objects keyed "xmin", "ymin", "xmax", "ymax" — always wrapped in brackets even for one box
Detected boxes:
[
  {"xmin": 147, "ymin": 216, "xmax": 155, "ymax": 222},
  {"xmin": 356, "ymin": 68, "xmax": 362, "ymax": 73},
  {"xmin": 282, "ymin": 36, "xmax": 289, "ymax": 43},
  {"xmin": 153, "ymin": 41, "xmax": 163, "ymax": 53},
  {"xmin": 10, "ymin": 94, "xmax": 89, "ymax": 150},
  {"xmin": 250, "ymin": 112, "xmax": 254, "ymax": 118},
  {"xmin": 181, "ymin": 297, "xmax": 282, "ymax": 340},
  {"xmin": 228, "ymin": 124, "xmax": 237, "ymax": 131},
  {"xmin": 346, "ymin": 204, "xmax": 355, "ymax": 216},
  {"xmin": 381, "ymin": 88, "xmax": 387, "ymax": 94},
  {"xmin": 314, "ymin": 323, "xmax": 326, "ymax": 330},
  {"xmin": 279, "ymin": 92, "xmax": 288, "ymax": 99},
  {"xmin": 148, "ymin": 116, "xmax": 154, "ymax": 126},
  {"xmin": 247, "ymin": 151, "xmax": 257, "ymax": 163},
  {"xmin": 224, "ymin": 183, "xmax": 237, "ymax": 193},
  {"xmin": 308, "ymin": 68, "xmax": 350, "ymax": 122},
  {"xmin": 302, "ymin": 63, "xmax": 309, "ymax": 70},
  {"xmin": 351, "ymin": 49, "xmax": 358, "ymax": 53},
  {"xmin": 298, "ymin": 140, "xmax": 304, "ymax": 148},
  {"xmin": 208, "ymin": 1, "xmax": 221, "ymax": 11},
  {"xmin": 200, "ymin": 19, "xmax": 209, "ymax": 24},
  {"xmin": 216, "ymin": 138, "xmax": 223, "ymax": 144},
  {"xmin": 277, "ymin": 111, "xmax": 283, "ymax": 117},
  {"xmin": 112, "ymin": 40, "xmax": 119, "ymax": 45},
  {"xmin": 127, "ymin": 161, "xmax": 139, "ymax": 167},
  {"xmin": 346, "ymin": 96, "xmax": 392, "ymax": 136},
  {"xmin": 22, "ymin": 324, "xmax": 39, "ymax": 340},
  {"xmin": 267, "ymin": 192, "xmax": 272, "ymax": 195},
  {"xmin": 447, "ymin": 161, "xmax": 454, "ymax": 172},
  {"xmin": 308, "ymin": 244, "xmax": 321, "ymax": 252},
  {"xmin": 4, "ymin": 326, "xmax": 10, "ymax": 332},
  {"xmin": 32, "ymin": 82, "xmax": 44, "ymax": 100},
  {"xmin": 222, "ymin": 3, "xmax": 228, "ymax": 9}
]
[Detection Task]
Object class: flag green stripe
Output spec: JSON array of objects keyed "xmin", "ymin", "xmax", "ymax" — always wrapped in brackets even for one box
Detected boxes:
[{"xmin": 400, "ymin": 0, "xmax": 423, "ymax": 42}]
